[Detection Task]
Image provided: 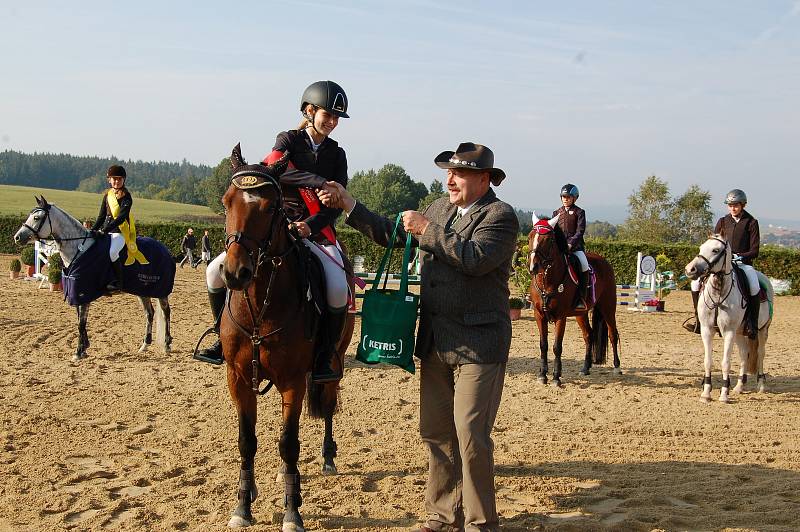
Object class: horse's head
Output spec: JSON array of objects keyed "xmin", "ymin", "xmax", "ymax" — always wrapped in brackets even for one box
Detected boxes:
[
  {"xmin": 527, "ymin": 212, "xmax": 565, "ymax": 274},
  {"xmin": 221, "ymin": 143, "xmax": 291, "ymax": 291},
  {"xmin": 14, "ymin": 196, "xmax": 54, "ymax": 245},
  {"xmin": 685, "ymin": 234, "xmax": 731, "ymax": 280}
]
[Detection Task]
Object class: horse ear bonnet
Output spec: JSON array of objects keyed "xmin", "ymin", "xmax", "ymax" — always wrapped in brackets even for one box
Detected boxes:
[{"xmin": 230, "ymin": 143, "xmax": 283, "ymax": 190}]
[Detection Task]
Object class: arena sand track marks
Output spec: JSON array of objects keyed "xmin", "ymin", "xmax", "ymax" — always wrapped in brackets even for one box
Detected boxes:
[{"xmin": 1, "ymin": 255, "xmax": 799, "ymax": 531}]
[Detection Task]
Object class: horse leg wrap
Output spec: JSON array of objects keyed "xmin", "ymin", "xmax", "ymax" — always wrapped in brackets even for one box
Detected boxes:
[
  {"xmin": 238, "ymin": 468, "xmax": 258, "ymax": 502},
  {"xmin": 741, "ymin": 374, "xmax": 748, "ymax": 384},
  {"xmin": 322, "ymin": 439, "xmax": 337, "ymax": 458},
  {"xmin": 283, "ymin": 473, "xmax": 302, "ymax": 508},
  {"xmin": 722, "ymin": 378, "xmax": 730, "ymax": 389},
  {"xmin": 702, "ymin": 376, "xmax": 712, "ymax": 388}
]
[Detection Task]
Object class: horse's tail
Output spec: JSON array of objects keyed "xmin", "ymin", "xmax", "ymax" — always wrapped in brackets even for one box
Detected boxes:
[
  {"xmin": 154, "ymin": 300, "xmax": 167, "ymax": 351},
  {"xmin": 305, "ymin": 375, "xmax": 339, "ymax": 419},
  {"xmin": 591, "ymin": 306, "xmax": 608, "ymax": 365},
  {"xmin": 745, "ymin": 337, "xmax": 760, "ymax": 375}
]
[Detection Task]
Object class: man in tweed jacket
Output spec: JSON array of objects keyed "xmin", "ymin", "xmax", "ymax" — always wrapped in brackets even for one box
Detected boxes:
[{"xmin": 319, "ymin": 142, "xmax": 519, "ymax": 532}]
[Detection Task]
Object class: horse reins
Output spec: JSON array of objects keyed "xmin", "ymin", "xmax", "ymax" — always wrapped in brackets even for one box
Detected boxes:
[
  {"xmin": 694, "ymin": 237, "xmax": 741, "ymax": 311},
  {"xmin": 223, "ymin": 170, "xmax": 300, "ymax": 394},
  {"xmin": 530, "ymin": 229, "xmax": 570, "ymax": 322},
  {"xmin": 23, "ymin": 205, "xmax": 92, "ymax": 245}
]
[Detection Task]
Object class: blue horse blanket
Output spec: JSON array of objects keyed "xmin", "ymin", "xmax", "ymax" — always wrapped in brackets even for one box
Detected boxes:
[{"xmin": 62, "ymin": 235, "xmax": 176, "ymax": 306}]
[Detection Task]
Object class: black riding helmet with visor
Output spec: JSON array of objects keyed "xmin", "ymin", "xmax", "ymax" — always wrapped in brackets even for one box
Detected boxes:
[{"xmin": 300, "ymin": 80, "xmax": 349, "ymax": 135}]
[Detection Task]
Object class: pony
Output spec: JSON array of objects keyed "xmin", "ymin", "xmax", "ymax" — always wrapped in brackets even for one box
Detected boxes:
[
  {"xmin": 218, "ymin": 144, "xmax": 354, "ymax": 530},
  {"xmin": 527, "ymin": 213, "xmax": 621, "ymax": 386},
  {"xmin": 13, "ymin": 196, "xmax": 173, "ymax": 361},
  {"xmin": 684, "ymin": 234, "xmax": 773, "ymax": 402}
]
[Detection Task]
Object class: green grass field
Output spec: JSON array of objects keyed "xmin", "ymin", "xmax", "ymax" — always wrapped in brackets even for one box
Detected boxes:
[{"xmin": 1, "ymin": 185, "xmax": 223, "ymax": 224}]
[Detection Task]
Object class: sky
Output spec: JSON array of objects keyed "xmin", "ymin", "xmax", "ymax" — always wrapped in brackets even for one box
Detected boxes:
[{"xmin": 1, "ymin": 1, "xmax": 799, "ymax": 225}]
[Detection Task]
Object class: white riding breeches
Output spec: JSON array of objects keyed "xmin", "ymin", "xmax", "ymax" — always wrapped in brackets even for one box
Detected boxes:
[
  {"xmin": 109, "ymin": 233, "xmax": 125, "ymax": 262},
  {"xmin": 690, "ymin": 265, "xmax": 760, "ymax": 296},
  {"xmin": 573, "ymin": 250, "xmax": 589, "ymax": 272},
  {"xmin": 205, "ymin": 241, "xmax": 349, "ymax": 310}
]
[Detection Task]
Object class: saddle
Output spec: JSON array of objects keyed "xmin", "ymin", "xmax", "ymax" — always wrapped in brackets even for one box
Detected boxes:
[
  {"xmin": 294, "ymin": 239, "xmax": 357, "ymax": 342},
  {"xmin": 566, "ymin": 253, "xmax": 596, "ymax": 309}
]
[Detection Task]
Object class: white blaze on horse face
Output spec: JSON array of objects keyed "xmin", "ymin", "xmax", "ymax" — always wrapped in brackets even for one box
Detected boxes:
[
  {"xmin": 529, "ymin": 233, "xmax": 539, "ymax": 272},
  {"xmin": 242, "ymin": 191, "xmax": 261, "ymax": 204}
]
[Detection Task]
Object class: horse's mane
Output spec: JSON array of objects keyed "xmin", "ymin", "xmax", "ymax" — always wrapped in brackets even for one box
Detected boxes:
[{"xmin": 551, "ymin": 224, "xmax": 569, "ymax": 254}]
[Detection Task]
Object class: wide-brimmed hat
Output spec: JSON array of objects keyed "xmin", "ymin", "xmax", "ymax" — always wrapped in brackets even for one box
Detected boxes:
[{"xmin": 434, "ymin": 142, "xmax": 506, "ymax": 185}]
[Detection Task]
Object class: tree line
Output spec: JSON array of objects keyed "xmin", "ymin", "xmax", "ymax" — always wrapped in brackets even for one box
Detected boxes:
[{"xmin": 2, "ymin": 150, "xmax": 716, "ymax": 243}]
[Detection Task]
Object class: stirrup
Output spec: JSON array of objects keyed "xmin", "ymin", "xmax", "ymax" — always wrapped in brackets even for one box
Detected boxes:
[{"xmin": 192, "ymin": 328, "xmax": 224, "ymax": 365}]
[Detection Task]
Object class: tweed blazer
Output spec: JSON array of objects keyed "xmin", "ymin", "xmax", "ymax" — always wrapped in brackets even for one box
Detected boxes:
[{"xmin": 347, "ymin": 188, "xmax": 519, "ymax": 365}]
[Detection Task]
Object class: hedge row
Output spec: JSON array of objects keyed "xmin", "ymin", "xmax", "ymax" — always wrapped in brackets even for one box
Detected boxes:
[{"xmin": 3, "ymin": 215, "xmax": 799, "ymax": 292}]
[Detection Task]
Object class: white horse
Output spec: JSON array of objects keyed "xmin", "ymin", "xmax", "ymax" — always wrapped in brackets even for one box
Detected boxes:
[
  {"xmin": 13, "ymin": 196, "xmax": 172, "ymax": 361},
  {"xmin": 684, "ymin": 234, "xmax": 773, "ymax": 402}
]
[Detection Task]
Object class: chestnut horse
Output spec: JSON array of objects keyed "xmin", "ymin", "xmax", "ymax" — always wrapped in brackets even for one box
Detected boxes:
[
  {"xmin": 219, "ymin": 144, "xmax": 354, "ymax": 530},
  {"xmin": 528, "ymin": 214, "xmax": 621, "ymax": 386}
]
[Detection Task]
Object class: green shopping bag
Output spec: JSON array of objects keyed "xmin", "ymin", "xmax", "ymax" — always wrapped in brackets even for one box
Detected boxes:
[{"xmin": 356, "ymin": 213, "xmax": 419, "ymax": 373}]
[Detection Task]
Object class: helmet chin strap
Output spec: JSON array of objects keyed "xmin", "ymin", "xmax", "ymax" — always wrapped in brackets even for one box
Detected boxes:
[{"xmin": 303, "ymin": 106, "xmax": 324, "ymax": 137}]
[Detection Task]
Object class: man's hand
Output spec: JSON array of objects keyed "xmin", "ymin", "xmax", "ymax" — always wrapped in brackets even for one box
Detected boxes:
[
  {"xmin": 317, "ymin": 182, "xmax": 355, "ymax": 212},
  {"xmin": 402, "ymin": 210, "xmax": 430, "ymax": 236}
]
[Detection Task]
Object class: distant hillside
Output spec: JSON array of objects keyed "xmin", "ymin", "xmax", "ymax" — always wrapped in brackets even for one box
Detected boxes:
[
  {"xmin": 0, "ymin": 149, "xmax": 212, "ymax": 195},
  {"xmin": 1, "ymin": 185, "xmax": 223, "ymax": 224}
]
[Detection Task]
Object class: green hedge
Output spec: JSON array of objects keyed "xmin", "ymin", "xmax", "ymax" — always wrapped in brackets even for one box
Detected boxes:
[{"xmin": 4, "ymin": 214, "xmax": 799, "ymax": 291}]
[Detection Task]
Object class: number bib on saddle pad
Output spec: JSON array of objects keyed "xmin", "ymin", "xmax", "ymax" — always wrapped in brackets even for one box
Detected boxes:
[{"xmin": 356, "ymin": 214, "xmax": 419, "ymax": 374}]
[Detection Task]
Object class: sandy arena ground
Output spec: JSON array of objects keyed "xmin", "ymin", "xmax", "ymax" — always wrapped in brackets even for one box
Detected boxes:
[{"xmin": 1, "ymin": 255, "xmax": 799, "ymax": 531}]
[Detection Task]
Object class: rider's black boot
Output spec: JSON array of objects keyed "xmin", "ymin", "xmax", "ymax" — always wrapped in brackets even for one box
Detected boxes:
[
  {"xmin": 193, "ymin": 288, "xmax": 227, "ymax": 365},
  {"xmin": 106, "ymin": 258, "xmax": 124, "ymax": 292},
  {"xmin": 683, "ymin": 290, "xmax": 701, "ymax": 334},
  {"xmin": 746, "ymin": 292, "xmax": 761, "ymax": 340},
  {"xmin": 312, "ymin": 309, "xmax": 347, "ymax": 384},
  {"xmin": 575, "ymin": 271, "xmax": 590, "ymax": 310}
]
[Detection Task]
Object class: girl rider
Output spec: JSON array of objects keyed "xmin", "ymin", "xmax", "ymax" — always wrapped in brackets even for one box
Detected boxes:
[
  {"xmin": 685, "ymin": 189, "xmax": 761, "ymax": 338},
  {"xmin": 91, "ymin": 165, "xmax": 148, "ymax": 291},
  {"xmin": 553, "ymin": 183, "xmax": 590, "ymax": 309},
  {"xmin": 194, "ymin": 80, "xmax": 351, "ymax": 384}
]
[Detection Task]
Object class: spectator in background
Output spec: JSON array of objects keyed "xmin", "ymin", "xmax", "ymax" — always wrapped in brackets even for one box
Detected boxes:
[
  {"xmin": 180, "ymin": 228, "xmax": 197, "ymax": 269},
  {"xmin": 201, "ymin": 230, "xmax": 212, "ymax": 265}
]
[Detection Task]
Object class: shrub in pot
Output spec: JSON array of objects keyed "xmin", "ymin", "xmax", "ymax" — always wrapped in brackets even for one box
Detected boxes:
[
  {"xmin": 20, "ymin": 246, "xmax": 36, "ymax": 277},
  {"xmin": 47, "ymin": 253, "xmax": 64, "ymax": 291},
  {"xmin": 9, "ymin": 258, "xmax": 21, "ymax": 279},
  {"xmin": 509, "ymin": 296, "xmax": 525, "ymax": 320}
]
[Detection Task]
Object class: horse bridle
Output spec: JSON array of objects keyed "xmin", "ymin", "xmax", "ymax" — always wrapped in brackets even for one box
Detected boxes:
[
  {"xmin": 223, "ymin": 169, "xmax": 301, "ymax": 394},
  {"xmin": 529, "ymin": 227, "xmax": 569, "ymax": 320},
  {"xmin": 23, "ymin": 205, "xmax": 91, "ymax": 244},
  {"xmin": 693, "ymin": 236, "xmax": 730, "ymax": 277},
  {"xmin": 694, "ymin": 236, "xmax": 738, "ymax": 310}
]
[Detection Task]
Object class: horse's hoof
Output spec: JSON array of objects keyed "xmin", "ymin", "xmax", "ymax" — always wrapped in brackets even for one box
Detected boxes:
[
  {"xmin": 71, "ymin": 353, "xmax": 87, "ymax": 363},
  {"xmin": 758, "ymin": 385, "xmax": 766, "ymax": 393},
  {"xmin": 719, "ymin": 395, "xmax": 730, "ymax": 404},
  {"xmin": 321, "ymin": 463, "xmax": 337, "ymax": 476},
  {"xmin": 163, "ymin": 346, "xmax": 171, "ymax": 354},
  {"xmin": 699, "ymin": 394, "xmax": 711, "ymax": 403},
  {"xmin": 282, "ymin": 523, "xmax": 305, "ymax": 532},
  {"xmin": 138, "ymin": 343, "xmax": 148, "ymax": 353},
  {"xmin": 551, "ymin": 379, "xmax": 562, "ymax": 388},
  {"xmin": 579, "ymin": 370, "xmax": 589, "ymax": 377},
  {"xmin": 537, "ymin": 376, "xmax": 548, "ymax": 385},
  {"xmin": 733, "ymin": 384, "xmax": 744, "ymax": 394},
  {"xmin": 228, "ymin": 515, "xmax": 253, "ymax": 528},
  {"xmin": 612, "ymin": 367, "xmax": 623, "ymax": 376}
]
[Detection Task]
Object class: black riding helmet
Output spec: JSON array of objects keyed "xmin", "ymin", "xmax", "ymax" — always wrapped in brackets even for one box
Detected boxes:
[{"xmin": 300, "ymin": 80, "xmax": 350, "ymax": 119}]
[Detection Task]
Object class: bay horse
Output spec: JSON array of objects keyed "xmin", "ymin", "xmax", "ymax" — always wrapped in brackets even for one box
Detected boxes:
[
  {"xmin": 528, "ymin": 213, "xmax": 621, "ymax": 386},
  {"xmin": 219, "ymin": 144, "xmax": 354, "ymax": 530},
  {"xmin": 684, "ymin": 234, "xmax": 773, "ymax": 402},
  {"xmin": 13, "ymin": 196, "xmax": 173, "ymax": 360}
]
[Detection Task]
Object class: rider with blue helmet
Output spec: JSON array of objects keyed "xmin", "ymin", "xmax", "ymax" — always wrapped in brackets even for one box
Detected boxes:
[{"xmin": 553, "ymin": 183, "xmax": 590, "ymax": 309}]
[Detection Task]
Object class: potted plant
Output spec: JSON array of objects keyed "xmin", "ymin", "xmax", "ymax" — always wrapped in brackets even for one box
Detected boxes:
[
  {"xmin": 9, "ymin": 259, "xmax": 21, "ymax": 279},
  {"xmin": 47, "ymin": 253, "xmax": 64, "ymax": 292},
  {"xmin": 509, "ymin": 296, "xmax": 525, "ymax": 321},
  {"xmin": 655, "ymin": 253, "xmax": 676, "ymax": 311},
  {"xmin": 20, "ymin": 246, "xmax": 36, "ymax": 277}
]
